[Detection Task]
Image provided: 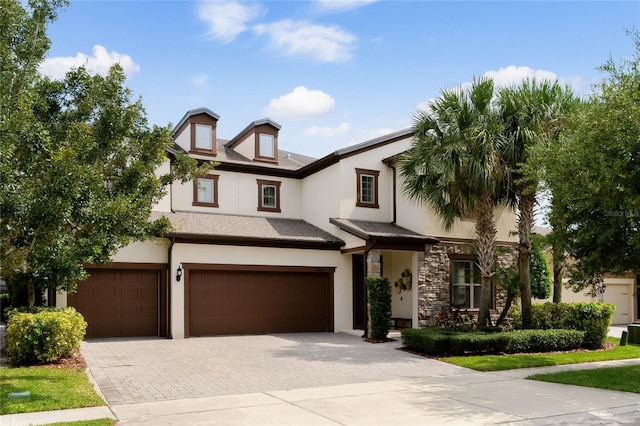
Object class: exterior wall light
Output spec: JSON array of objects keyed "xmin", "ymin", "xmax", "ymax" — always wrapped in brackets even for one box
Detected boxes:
[{"xmin": 176, "ymin": 265, "xmax": 183, "ymax": 282}]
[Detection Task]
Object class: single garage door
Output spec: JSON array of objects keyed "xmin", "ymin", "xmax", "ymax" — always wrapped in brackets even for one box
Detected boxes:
[
  {"xmin": 604, "ymin": 284, "xmax": 631, "ymax": 325},
  {"xmin": 68, "ymin": 268, "xmax": 161, "ymax": 338},
  {"xmin": 187, "ymin": 268, "xmax": 333, "ymax": 336}
]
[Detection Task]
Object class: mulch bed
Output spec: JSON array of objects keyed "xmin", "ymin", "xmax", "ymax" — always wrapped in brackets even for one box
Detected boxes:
[
  {"xmin": 42, "ymin": 349, "xmax": 88, "ymax": 369},
  {"xmin": 364, "ymin": 337, "xmax": 397, "ymax": 343},
  {"xmin": 397, "ymin": 340, "xmax": 617, "ymax": 359}
]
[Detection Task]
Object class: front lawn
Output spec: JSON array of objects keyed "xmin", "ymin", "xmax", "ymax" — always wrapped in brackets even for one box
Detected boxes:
[
  {"xmin": 529, "ymin": 365, "xmax": 640, "ymax": 393},
  {"xmin": 442, "ymin": 338, "xmax": 640, "ymax": 371},
  {"xmin": 0, "ymin": 367, "xmax": 105, "ymax": 415},
  {"xmin": 43, "ymin": 420, "xmax": 117, "ymax": 426}
]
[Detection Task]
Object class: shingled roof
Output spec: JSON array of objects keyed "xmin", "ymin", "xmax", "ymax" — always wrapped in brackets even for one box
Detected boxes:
[
  {"xmin": 152, "ymin": 211, "xmax": 344, "ymax": 250},
  {"xmin": 330, "ymin": 218, "xmax": 438, "ymax": 251}
]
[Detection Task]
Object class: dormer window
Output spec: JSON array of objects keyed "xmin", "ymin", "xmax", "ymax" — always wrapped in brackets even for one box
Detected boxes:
[
  {"xmin": 195, "ymin": 124, "xmax": 212, "ymax": 150},
  {"xmin": 172, "ymin": 108, "xmax": 219, "ymax": 156},
  {"xmin": 258, "ymin": 133, "xmax": 275, "ymax": 158}
]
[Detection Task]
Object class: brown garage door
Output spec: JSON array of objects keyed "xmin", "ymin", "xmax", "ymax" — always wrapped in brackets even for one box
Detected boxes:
[
  {"xmin": 187, "ymin": 268, "xmax": 333, "ymax": 336},
  {"xmin": 68, "ymin": 268, "xmax": 161, "ymax": 338}
]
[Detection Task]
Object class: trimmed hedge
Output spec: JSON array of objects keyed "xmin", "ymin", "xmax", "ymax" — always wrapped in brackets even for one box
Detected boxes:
[
  {"xmin": 510, "ymin": 302, "xmax": 614, "ymax": 348},
  {"xmin": 366, "ymin": 276, "xmax": 392, "ymax": 339},
  {"xmin": 5, "ymin": 307, "xmax": 87, "ymax": 365},
  {"xmin": 401, "ymin": 327, "xmax": 585, "ymax": 356}
]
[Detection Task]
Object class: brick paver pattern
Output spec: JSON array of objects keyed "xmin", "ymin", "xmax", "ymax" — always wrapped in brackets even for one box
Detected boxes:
[{"xmin": 81, "ymin": 333, "xmax": 467, "ymax": 405}]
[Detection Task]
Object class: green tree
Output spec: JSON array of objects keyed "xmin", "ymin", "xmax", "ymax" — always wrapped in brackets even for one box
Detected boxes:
[
  {"xmin": 530, "ymin": 234, "xmax": 552, "ymax": 299},
  {"xmin": 1, "ymin": 0, "xmax": 68, "ymax": 276},
  {"xmin": 1, "ymin": 1, "xmax": 206, "ymax": 306},
  {"xmin": 499, "ymin": 79, "xmax": 575, "ymax": 327},
  {"xmin": 400, "ymin": 77, "xmax": 513, "ymax": 327},
  {"xmin": 543, "ymin": 30, "xmax": 640, "ymax": 290}
]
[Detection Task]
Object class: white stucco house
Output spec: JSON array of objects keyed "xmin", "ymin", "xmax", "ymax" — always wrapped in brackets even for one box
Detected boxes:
[{"xmin": 56, "ymin": 107, "xmax": 528, "ymax": 338}]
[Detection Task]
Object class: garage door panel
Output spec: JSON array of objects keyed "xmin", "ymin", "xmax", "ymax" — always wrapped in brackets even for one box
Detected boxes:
[
  {"xmin": 68, "ymin": 268, "xmax": 160, "ymax": 338},
  {"xmin": 189, "ymin": 269, "xmax": 332, "ymax": 336}
]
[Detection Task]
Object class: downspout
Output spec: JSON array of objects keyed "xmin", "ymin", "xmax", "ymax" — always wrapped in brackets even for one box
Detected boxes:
[{"xmin": 390, "ymin": 163, "xmax": 397, "ymax": 225}]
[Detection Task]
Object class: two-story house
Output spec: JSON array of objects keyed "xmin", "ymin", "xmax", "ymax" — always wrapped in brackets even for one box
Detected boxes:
[{"xmin": 58, "ymin": 107, "xmax": 519, "ymax": 338}]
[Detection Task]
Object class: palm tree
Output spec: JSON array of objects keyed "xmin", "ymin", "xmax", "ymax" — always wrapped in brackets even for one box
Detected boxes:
[
  {"xmin": 400, "ymin": 77, "xmax": 513, "ymax": 327},
  {"xmin": 499, "ymin": 79, "xmax": 575, "ymax": 328}
]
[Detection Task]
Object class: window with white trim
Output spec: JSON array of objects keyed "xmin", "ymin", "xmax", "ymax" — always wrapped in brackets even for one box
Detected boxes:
[
  {"xmin": 452, "ymin": 260, "xmax": 482, "ymax": 309},
  {"xmin": 356, "ymin": 168, "xmax": 379, "ymax": 208},
  {"xmin": 257, "ymin": 179, "xmax": 281, "ymax": 212}
]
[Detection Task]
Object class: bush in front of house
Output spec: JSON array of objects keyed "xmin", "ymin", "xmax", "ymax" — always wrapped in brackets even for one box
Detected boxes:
[
  {"xmin": 401, "ymin": 327, "xmax": 584, "ymax": 356},
  {"xmin": 5, "ymin": 307, "xmax": 87, "ymax": 365},
  {"xmin": 366, "ymin": 276, "xmax": 392, "ymax": 340},
  {"xmin": 510, "ymin": 302, "xmax": 614, "ymax": 348}
]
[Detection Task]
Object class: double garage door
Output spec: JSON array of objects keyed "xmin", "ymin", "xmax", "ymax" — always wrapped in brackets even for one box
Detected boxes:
[
  {"xmin": 186, "ymin": 267, "xmax": 334, "ymax": 337},
  {"xmin": 69, "ymin": 264, "xmax": 334, "ymax": 338},
  {"xmin": 67, "ymin": 266, "xmax": 165, "ymax": 338}
]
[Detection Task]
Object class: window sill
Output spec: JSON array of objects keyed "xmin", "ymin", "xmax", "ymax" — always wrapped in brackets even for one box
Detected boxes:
[
  {"xmin": 193, "ymin": 202, "xmax": 219, "ymax": 208},
  {"xmin": 189, "ymin": 149, "xmax": 217, "ymax": 156},
  {"xmin": 356, "ymin": 202, "xmax": 379, "ymax": 209}
]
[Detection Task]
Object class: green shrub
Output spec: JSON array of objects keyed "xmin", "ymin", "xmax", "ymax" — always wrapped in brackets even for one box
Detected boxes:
[
  {"xmin": 5, "ymin": 307, "xmax": 87, "ymax": 365},
  {"xmin": 504, "ymin": 329, "xmax": 585, "ymax": 353},
  {"xmin": 366, "ymin": 276, "xmax": 392, "ymax": 340},
  {"xmin": 401, "ymin": 327, "xmax": 584, "ymax": 356},
  {"xmin": 401, "ymin": 328, "xmax": 451, "ymax": 353},
  {"xmin": 510, "ymin": 302, "xmax": 614, "ymax": 348}
]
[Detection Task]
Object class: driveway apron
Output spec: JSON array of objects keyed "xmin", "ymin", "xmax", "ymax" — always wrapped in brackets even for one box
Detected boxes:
[{"xmin": 80, "ymin": 332, "xmax": 470, "ymax": 405}]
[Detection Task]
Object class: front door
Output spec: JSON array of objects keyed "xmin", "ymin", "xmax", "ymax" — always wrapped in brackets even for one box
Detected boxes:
[{"xmin": 352, "ymin": 254, "xmax": 365, "ymax": 329}]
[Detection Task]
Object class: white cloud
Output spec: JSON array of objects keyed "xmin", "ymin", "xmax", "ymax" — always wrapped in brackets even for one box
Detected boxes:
[
  {"xmin": 253, "ymin": 20, "xmax": 356, "ymax": 62},
  {"xmin": 483, "ymin": 65, "xmax": 559, "ymax": 88},
  {"xmin": 313, "ymin": 0, "xmax": 377, "ymax": 13},
  {"xmin": 417, "ymin": 66, "xmax": 585, "ymax": 111},
  {"xmin": 304, "ymin": 122, "xmax": 350, "ymax": 137},
  {"xmin": 39, "ymin": 45, "xmax": 140, "ymax": 79},
  {"xmin": 190, "ymin": 73, "xmax": 208, "ymax": 87},
  {"xmin": 263, "ymin": 86, "xmax": 335, "ymax": 120},
  {"xmin": 198, "ymin": 1, "xmax": 263, "ymax": 43}
]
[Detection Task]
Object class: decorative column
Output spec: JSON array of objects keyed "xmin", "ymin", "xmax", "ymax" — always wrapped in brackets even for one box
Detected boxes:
[{"xmin": 365, "ymin": 249, "xmax": 381, "ymax": 338}]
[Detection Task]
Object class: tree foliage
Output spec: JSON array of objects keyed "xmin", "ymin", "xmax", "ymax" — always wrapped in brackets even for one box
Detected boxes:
[
  {"xmin": 400, "ymin": 77, "xmax": 513, "ymax": 327},
  {"xmin": 0, "ymin": 0, "xmax": 206, "ymax": 305},
  {"xmin": 498, "ymin": 79, "xmax": 575, "ymax": 326},
  {"xmin": 543, "ymin": 30, "xmax": 640, "ymax": 289},
  {"xmin": 529, "ymin": 235, "xmax": 552, "ymax": 299}
]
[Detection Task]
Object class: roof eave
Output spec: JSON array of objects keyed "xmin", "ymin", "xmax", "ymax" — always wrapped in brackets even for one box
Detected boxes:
[{"xmin": 167, "ymin": 232, "xmax": 344, "ymax": 251}]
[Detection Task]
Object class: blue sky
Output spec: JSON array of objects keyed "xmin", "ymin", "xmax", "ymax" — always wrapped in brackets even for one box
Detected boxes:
[{"xmin": 42, "ymin": 0, "xmax": 638, "ymax": 159}]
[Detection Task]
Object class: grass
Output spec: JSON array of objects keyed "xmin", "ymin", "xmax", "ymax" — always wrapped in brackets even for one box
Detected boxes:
[
  {"xmin": 43, "ymin": 420, "xmax": 116, "ymax": 426},
  {"xmin": 442, "ymin": 338, "xmax": 640, "ymax": 371},
  {"xmin": 0, "ymin": 366, "xmax": 105, "ymax": 415},
  {"xmin": 529, "ymin": 365, "xmax": 640, "ymax": 393}
]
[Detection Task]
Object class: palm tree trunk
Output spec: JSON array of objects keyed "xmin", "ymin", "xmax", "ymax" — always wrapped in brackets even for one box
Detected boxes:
[
  {"xmin": 476, "ymin": 195, "xmax": 497, "ymax": 327},
  {"xmin": 496, "ymin": 292, "xmax": 516, "ymax": 326},
  {"xmin": 518, "ymin": 192, "xmax": 535, "ymax": 329}
]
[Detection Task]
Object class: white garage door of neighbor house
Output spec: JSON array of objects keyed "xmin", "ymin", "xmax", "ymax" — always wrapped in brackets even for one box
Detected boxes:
[{"xmin": 604, "ymin": 284, "xmax": 630, "ymax": 325}]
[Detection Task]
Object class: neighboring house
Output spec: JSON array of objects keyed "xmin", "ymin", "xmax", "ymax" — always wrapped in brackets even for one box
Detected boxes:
[
  {"xmin": 535, "ymin": 226, "xmax": 638, "ymax": 325},
  {"xmin": 56, "ymin": 107, "xmax": 520, "ymax": 338}
]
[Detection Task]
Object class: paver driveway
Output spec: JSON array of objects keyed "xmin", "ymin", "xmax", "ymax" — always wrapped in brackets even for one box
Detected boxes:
[{"xmin": 81, "ymin": 332, "xmax": 470, "ymax": 405}]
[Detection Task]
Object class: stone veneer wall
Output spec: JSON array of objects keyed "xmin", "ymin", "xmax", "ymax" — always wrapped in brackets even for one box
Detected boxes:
[{"xmin": 417, "ymin": 242, "xmax": 518, "ymax": 327}]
